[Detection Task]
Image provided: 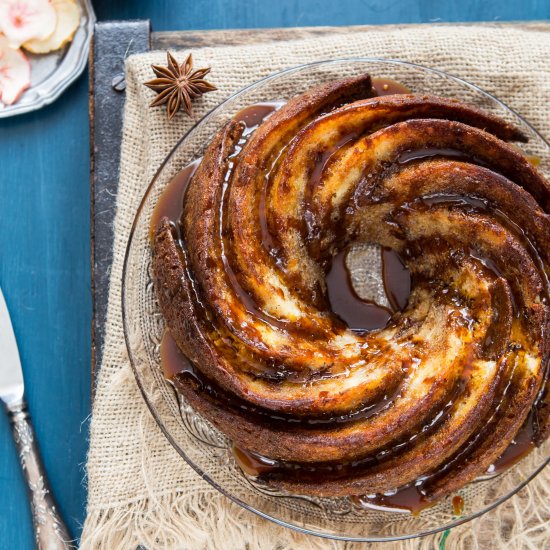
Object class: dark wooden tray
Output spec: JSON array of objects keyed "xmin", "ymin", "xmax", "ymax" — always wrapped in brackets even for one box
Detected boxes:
[{"xmin": 89, "ymin": 19, "xmax": 547, "ymax": 390}]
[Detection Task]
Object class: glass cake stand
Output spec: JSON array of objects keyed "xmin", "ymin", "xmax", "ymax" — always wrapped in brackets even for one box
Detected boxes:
[{"xmin": 122, "ymin": 59, "xmax": 550, "ymax": 542}]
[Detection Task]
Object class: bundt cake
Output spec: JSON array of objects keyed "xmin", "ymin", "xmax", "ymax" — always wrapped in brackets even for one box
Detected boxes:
[{"xmin": 150, "ymin": 73, "xmax": 550, "ymax": 507}]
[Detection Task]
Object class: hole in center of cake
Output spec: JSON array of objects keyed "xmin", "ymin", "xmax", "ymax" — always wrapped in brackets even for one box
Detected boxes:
[{"xmin": 326, "ymin": 243, "xmax": 411, "ymax": 333}]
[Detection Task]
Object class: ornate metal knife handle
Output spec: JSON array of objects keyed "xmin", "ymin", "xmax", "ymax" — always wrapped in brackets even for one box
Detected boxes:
[{"xmin": 7, "ymin": 397, "xmax": 73, "ymax": 550}]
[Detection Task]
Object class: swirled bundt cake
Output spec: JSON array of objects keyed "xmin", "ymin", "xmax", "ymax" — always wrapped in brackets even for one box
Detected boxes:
[{"xmin": 151, "ymin": 73, "xmax": 550, "ymax": 506}]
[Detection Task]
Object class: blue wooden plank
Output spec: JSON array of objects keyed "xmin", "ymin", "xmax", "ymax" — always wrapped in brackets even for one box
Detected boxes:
[
  {"xmin": 0, "ymin": 76, "xmax": 91, "ymax": 550},
  {"xmin": 0, "ymin": 2, "xmax": 548, "ymax": 549},
  {"xmin": 93, "ymin": 0, "xmax": 550, "ymax": 30}
]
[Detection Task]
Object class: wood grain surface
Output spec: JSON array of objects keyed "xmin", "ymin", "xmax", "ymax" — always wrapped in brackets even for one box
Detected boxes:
[
  {"xmin": 90, "ymin": 21, "xmax": 151, "ymax": 390},
  {"xmin": 1, "ymin": 1, "xmax": 549, "ymax": 547},
  {"xmin": 153, "ymin": 21, "xmax": 550, "ymax": 49}
]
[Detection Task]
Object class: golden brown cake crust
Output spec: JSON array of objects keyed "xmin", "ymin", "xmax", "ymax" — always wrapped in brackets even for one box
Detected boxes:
[{"xmin": 152, "ymin": 74, "xmax": 550, "ymax": 500}]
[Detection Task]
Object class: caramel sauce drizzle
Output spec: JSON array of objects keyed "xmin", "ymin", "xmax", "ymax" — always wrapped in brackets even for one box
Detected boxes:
[
  {"xmin": 352, "ymin": 486, "xmax": 431, "ymax": 516},
  {"xmin": 149, "ymin": 158, "xmax": 201, "ymax": 241},
  {"xmin": 371, "ymin": 77, "xmax": 412, "ymax": 96},
  {"xmin": 152, "ymin": 77, "xmax": 548, "ymax": 510},
  {"xmin": 326, "ymin": 246, "xmax": 411, "ymax": 333},
  {"xmin": 452, "ymin": 495, "xmax": 465, "ymax": 516}
]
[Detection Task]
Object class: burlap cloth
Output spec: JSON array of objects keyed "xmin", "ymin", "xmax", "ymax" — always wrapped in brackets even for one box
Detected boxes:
[{"xmin": 81, "ymin": 24, "xmax": 550, "ymax": 549}]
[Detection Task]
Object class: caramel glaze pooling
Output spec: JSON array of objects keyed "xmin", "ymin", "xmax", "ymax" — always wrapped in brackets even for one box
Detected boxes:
[
  {"xmin": 151, "ymin": 73, "xmax": 550, "ymax": 503},
  {"xmin": 325, "ymin": 246, "xmax": 410, "ymax": 333}
]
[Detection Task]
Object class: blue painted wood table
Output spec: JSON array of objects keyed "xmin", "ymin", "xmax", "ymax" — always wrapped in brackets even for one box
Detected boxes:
[{"xmin": 0, "ymin": 1, "xmax": 548, "ymax": 548}]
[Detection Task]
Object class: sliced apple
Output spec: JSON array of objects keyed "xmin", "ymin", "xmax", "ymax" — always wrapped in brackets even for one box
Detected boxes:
[
  {"xmin": 0, "ymin": 0, "xmax": 57, "ymax": 49},
  {"xmin": 0, "ymin": 36, "xmax": 31, "ymax": 105},
  {"xmin": 23, "ymin": 0, "xmax": 80, "ymax": 54}
]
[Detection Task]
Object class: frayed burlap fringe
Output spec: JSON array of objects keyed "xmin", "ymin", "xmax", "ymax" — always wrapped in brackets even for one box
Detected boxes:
[
  {"xmin": 82, "ymin": 492, "xmax": 354, "ymax": 550},
  {"xmin": 82, "ymin": 24, "xmax": 550, "ymax": 549},
  {"xmin": 82, "ymin": 480, "xmax": 550, "ymax": 550}
]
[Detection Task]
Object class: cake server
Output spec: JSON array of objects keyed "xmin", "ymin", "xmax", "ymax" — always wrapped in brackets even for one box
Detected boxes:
[{"xmin": 0, "ymin": 287, "xmax": 72, "ymax": 549}]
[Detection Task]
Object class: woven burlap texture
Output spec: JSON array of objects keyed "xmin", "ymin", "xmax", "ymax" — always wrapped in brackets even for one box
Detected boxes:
[{"xmin": 81, "ymin": 25, "xmax": 550, "ymax": 549}]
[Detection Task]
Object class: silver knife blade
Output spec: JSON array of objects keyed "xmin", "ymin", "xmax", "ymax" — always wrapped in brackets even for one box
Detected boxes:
[{"xmin": 0, "ymin": 287, "xmax": 24, "ymax": 407}]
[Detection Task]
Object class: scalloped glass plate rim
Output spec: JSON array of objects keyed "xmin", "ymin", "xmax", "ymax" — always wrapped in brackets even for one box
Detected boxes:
[{"xmin": 122, "ymin": 57, "xmax": 550, "ymax": 543}]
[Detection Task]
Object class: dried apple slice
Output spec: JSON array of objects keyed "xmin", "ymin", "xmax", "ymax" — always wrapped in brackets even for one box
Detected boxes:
[
  {"xmin": 0, "ymin": 0, "xmax": 57, "ymax": 49},
  {"xmin": 23, "ymin": 0, "xmax": 80, "ymax": 54},
  {"xmin": 0, "ymin": 36, "xmax": 31, "ymax": 105}
]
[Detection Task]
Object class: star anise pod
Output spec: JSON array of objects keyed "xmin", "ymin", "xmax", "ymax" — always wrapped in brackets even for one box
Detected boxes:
[{"xmin": 144, "ymin": 52, "xmax": 217, "ymax": 120}]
